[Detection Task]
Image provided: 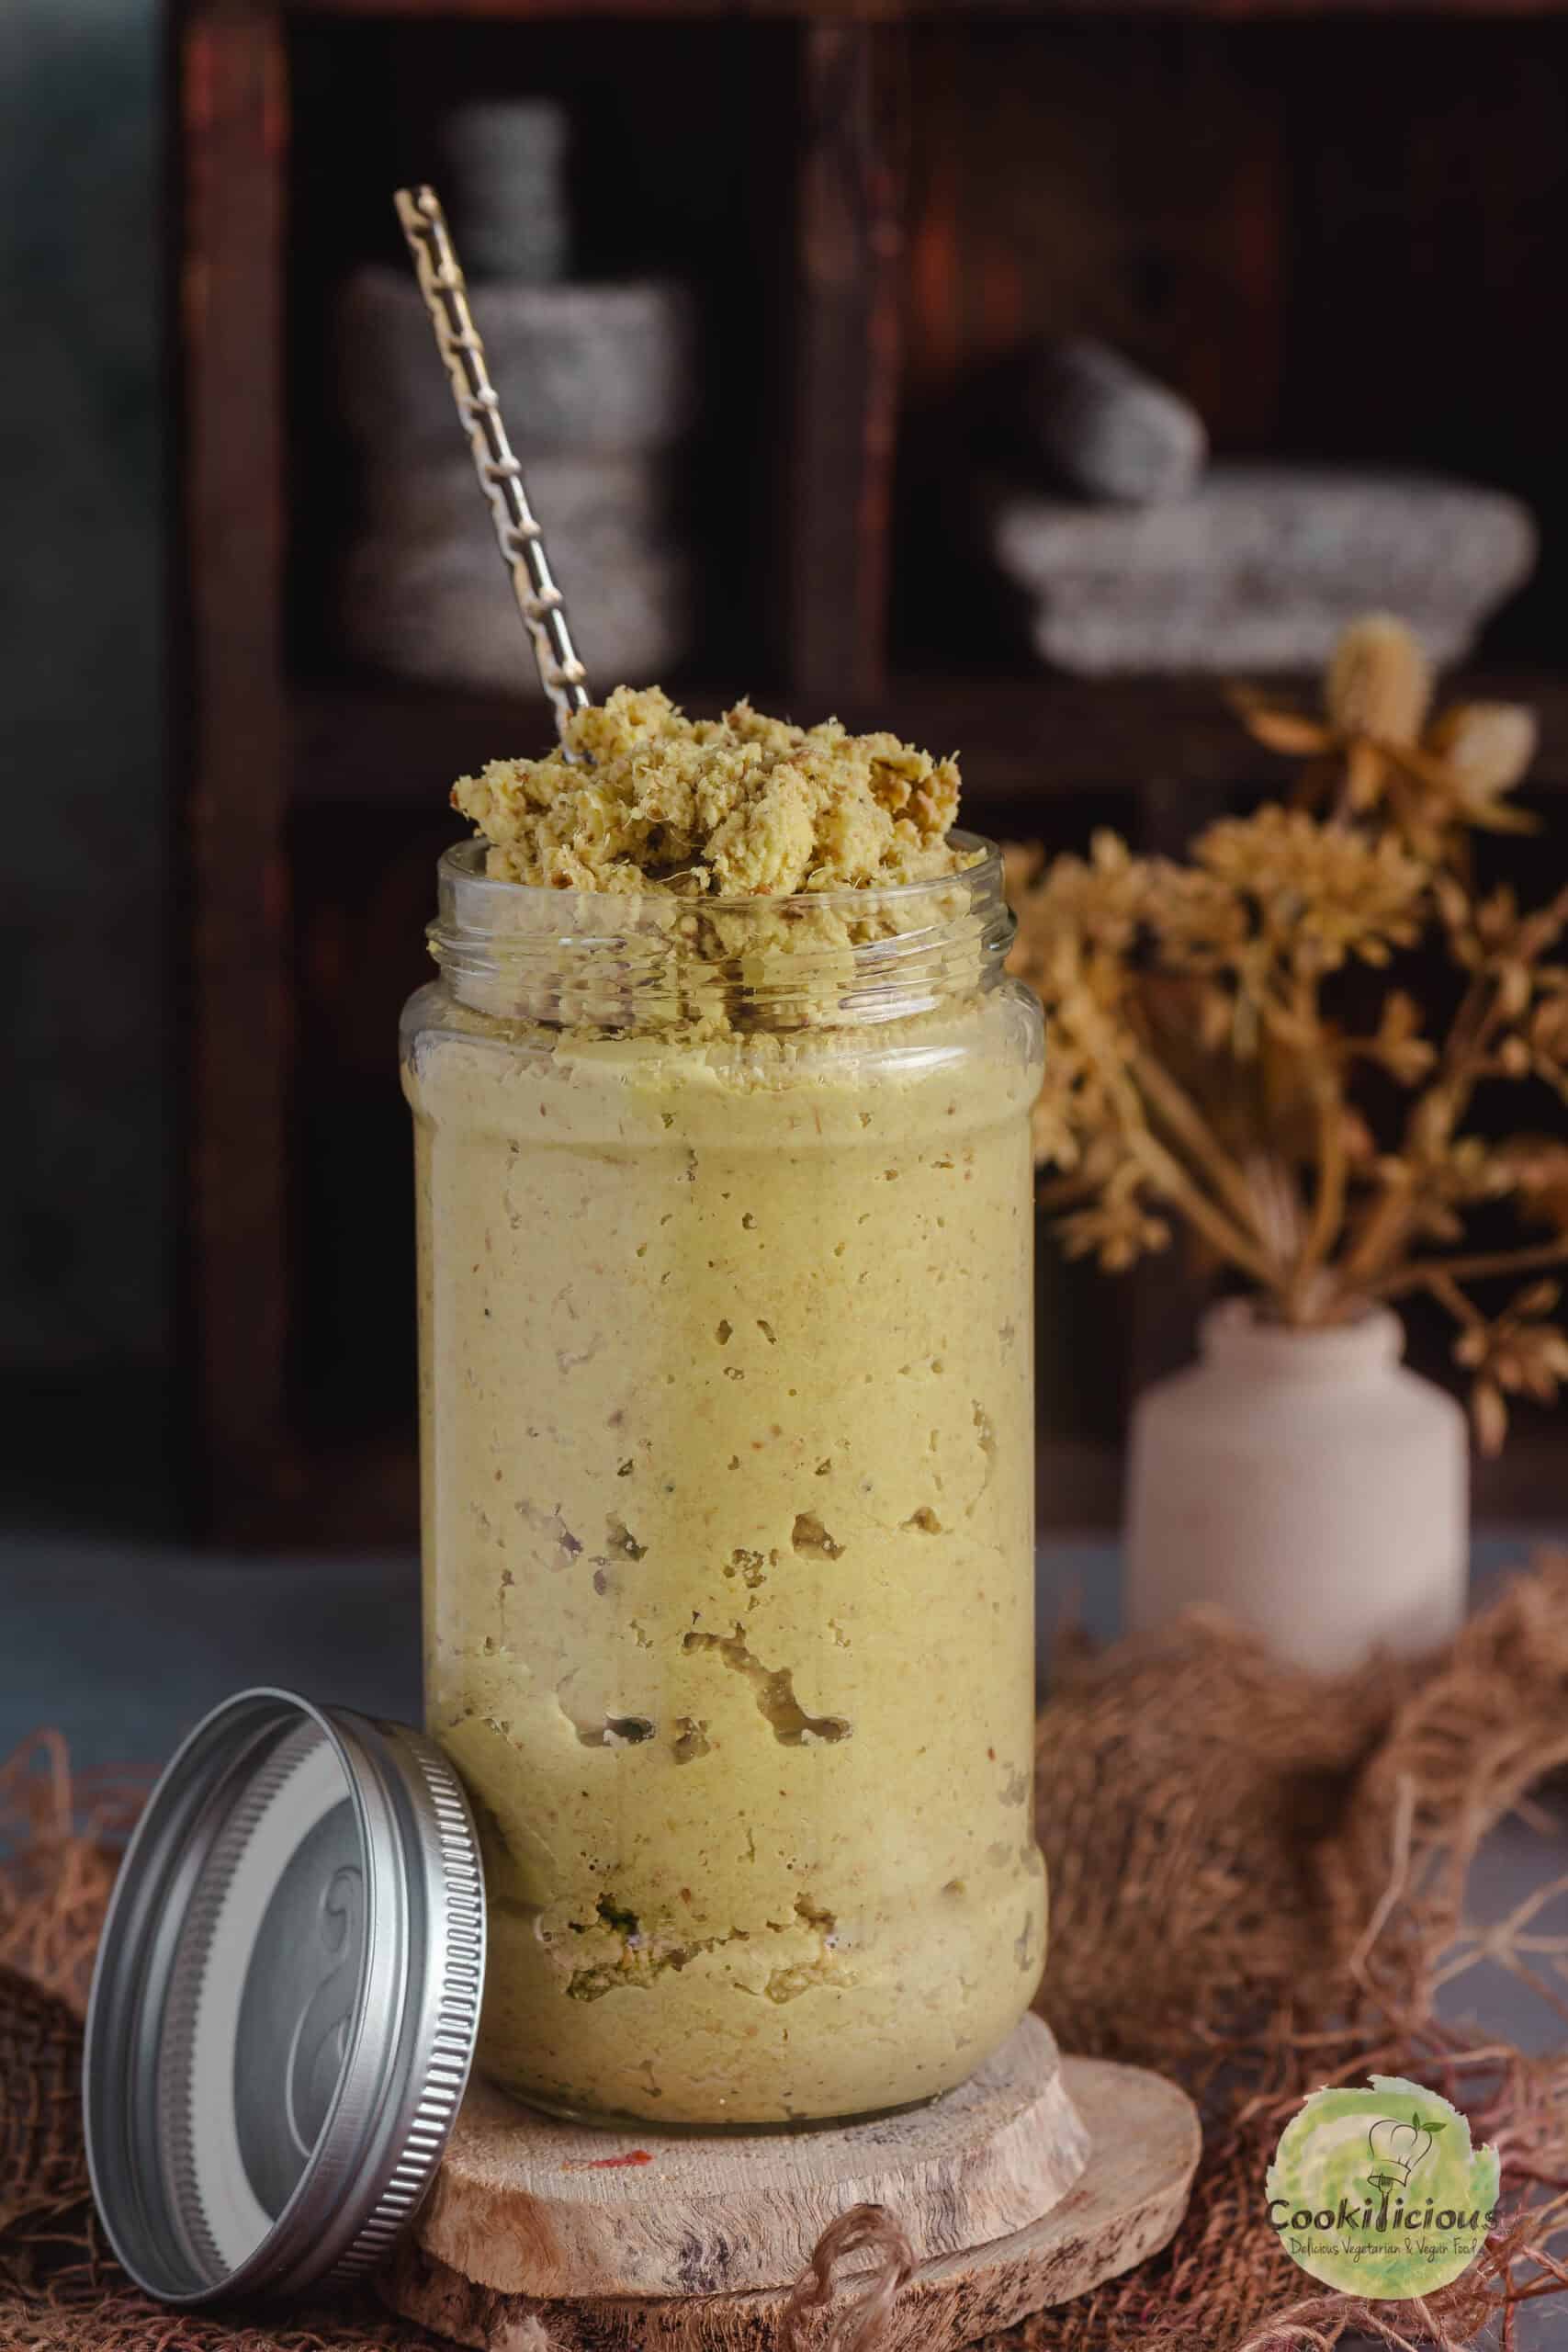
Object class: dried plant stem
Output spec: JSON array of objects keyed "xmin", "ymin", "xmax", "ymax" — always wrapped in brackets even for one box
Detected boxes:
[
  {"xmin": 1122, "ymin": 1112, "xmax": 1280, "ymax": 1290},
  {"xmin": 1338, "ymin": 1177, "xmax": 1420, "ymax": 1299},
  {"xmin": 1054, "ymin": 990, "xmax": 1284, "ymax": 1288},
  {"xmin": 1340, "ymin": 1031, "xmax": 1497, "ymax": 1298},
  {"xmin": 1380, "ymin": 1240, "xmax": 1568, "ymax": 1304},
  {"xmin": 1130, "ymin": 1047, "xmax": 1278, "ymax": 1262},
  {"xmin": 1348, "ymin": 885, "xmax": 1568, "ymax": 1295},
  {"xmin": 1289, "ymin": 1067, "xmax": 1348, "ymax": 1321}
]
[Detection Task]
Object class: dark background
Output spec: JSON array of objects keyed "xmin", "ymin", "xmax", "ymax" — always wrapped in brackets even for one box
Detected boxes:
[
  {"xmin": 5, "ymin": 0, "xmax": 1568, "ymax": 1556},
  {"xmin": 3, "ymin": 0, "xmax": 170, "ymax": 1526}
]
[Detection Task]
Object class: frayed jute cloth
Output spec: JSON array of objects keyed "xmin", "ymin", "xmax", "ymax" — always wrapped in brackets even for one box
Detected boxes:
[{"xmin": 5, "ymin": 1567, "xmax": 1568, "ymax": 2352}]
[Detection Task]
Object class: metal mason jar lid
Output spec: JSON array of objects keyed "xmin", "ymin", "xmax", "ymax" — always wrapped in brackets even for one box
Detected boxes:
[{"xmin": 83, "ymin": 1688, "xmax": 485, "ymax": 2305}]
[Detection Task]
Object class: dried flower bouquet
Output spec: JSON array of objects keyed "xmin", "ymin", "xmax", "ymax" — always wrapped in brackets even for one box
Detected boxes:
[{"xmin": 1007, "ymin": 616, "xmax": 1568, "ymax": 1451}]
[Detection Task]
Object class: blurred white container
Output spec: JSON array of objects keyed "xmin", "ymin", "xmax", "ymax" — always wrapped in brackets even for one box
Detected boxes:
[
  {"xmin": 336, "ymin": 268, "xmax": 700, "ymax": 456},
  {"xmin": 337, "ymin": 457, "xmax": 693, "ymax": 696},
  {"xmin": 331, "ymin": 268, "xmax": 702, "ymax": 691},
  {"xmin": 1125, "ymin": 1299, "xmax": 1468, "ymax": 1673},
  {"xmin": 436, "ymin": 98, "xmax": 571, "ymax": 284}
]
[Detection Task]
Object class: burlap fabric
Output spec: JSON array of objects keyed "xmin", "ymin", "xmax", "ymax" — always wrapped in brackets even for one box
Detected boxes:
[{"xmin": 5, "ymin": 1570, "xmax": 1568, "ymax": 2352}]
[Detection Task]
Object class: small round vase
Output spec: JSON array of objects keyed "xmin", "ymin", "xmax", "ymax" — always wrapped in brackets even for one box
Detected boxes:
[{"xmin": 1124, "ymin": 1299, "xmax": 1468, "ymax": 1673}]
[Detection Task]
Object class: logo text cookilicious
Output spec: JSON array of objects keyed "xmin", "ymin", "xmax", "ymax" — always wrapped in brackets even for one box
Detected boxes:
[
  {"xmin": 1264, "ymin": 2077, "xmax": 1500, "ymax": 2298},
  {"xmin": 1269, "ymin": 2192, "xmax": 1494, "ymax": 2233},
  {"xmin": 1267, "ymin": 2189, "xmax": 1495, "ymax": 2264}
]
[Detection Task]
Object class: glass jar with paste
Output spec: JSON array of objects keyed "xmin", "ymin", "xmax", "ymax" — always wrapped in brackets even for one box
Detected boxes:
[{"xmin": 401, "ymin": 701, "xmax": 1046, "ymax": 2127}]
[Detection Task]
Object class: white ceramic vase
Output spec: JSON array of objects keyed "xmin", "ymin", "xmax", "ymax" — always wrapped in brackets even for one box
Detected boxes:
[{"xmin": 1124, "ymin": 1299, "xmax": 1469, "ymax": 1672}]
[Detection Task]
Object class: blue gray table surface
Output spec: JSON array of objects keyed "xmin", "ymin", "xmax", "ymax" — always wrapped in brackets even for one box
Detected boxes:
[{"xmin": 2, "ymin": 1524, "xmax": 1564, "ymax": 2338}]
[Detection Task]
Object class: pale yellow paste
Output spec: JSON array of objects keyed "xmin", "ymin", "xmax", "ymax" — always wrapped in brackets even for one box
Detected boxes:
[{"xmin": 408, "ymin": 695, "xmax": 1045, "ymax": 2125}]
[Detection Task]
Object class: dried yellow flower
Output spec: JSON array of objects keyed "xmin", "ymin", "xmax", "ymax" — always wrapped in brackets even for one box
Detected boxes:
[
  {"xmin": 1360, "ymin": 991, "xmax": 1437, "ymax": 1086},
  {"xmin": 1192, "ymin": 807, "xmax": 1426, "ymax": 972},
  {"xmin": 1006, "ymin": 630, "xmax": 1568, "ymax": 1444},
  {"xmin": 1425, "ymin": 702, "xmax": 1540, "ymax": 810},
  {"xmin": 1233, "ymin": 614, "xmax": 1537, "ymax": 857},
  {"xmin": 1451, "ymin": 1287, "xmax": 1568, "ymax": 1453},
  {"xmin": 1325, "ymin": 614, "xmax": 1433, "ymax": 744}
]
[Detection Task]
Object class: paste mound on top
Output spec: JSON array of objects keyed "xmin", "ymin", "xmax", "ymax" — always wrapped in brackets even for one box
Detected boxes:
[{"xmin": 451, "ymin": 684, "xmax": 967, "ymax": 897}]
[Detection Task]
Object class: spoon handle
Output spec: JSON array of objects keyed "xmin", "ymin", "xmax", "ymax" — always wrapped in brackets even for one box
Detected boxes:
[{"xmin": 394, "ymin": 183, "xmax": 591, "ymax": 739}]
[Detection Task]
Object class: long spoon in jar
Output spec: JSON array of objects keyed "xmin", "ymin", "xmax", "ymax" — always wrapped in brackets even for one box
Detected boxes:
[{"xmin": 393, "ymin": 183, "xmax": 591, "ymax": 744}]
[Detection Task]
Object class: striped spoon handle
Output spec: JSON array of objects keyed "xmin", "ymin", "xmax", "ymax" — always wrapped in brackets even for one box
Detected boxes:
[{"xmin": 394, "ymin": 183, "xmax": 591, "ymax": 740}]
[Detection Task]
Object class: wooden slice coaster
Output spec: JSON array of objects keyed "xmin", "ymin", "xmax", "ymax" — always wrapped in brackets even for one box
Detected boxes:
[
  {"xmin": 406, "ymin": 2016, "xmax": 1089, "ymax": 2301},
  {"xmin": 381, "ymin": 2038, "xmax": 1201, "ymax": 2351}
]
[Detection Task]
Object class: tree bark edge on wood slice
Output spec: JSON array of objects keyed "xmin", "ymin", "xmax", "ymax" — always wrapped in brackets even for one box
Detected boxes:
[
  {"xmin": 413, "ymin": 2014, "xmax": 1088, "ymax": 2300},
  {"xmin": 380, "ymin": 2054, "xmax": 1200, "ymax": 2351}
]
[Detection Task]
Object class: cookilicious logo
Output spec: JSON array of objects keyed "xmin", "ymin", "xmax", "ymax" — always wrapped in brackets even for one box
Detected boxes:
[{"xmin": 1266, "ymin": 2075, "xmax": 1499, "ymax": 2297}]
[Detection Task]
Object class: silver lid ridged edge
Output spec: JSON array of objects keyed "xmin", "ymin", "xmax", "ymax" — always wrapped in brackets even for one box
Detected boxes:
[
  {"xmin": 83, "ymin": 1690, "xmax": 487, "ymax": 2307},
  {"xmin": 321, "ymin": 1727, "xmax": 486, "ymax": 2289}
]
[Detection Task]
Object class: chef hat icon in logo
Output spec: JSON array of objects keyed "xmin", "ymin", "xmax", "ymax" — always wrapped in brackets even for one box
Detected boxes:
[{"xmin": 1368, "ymin": 2109, "xmax": 1445, "ymax": 2188}]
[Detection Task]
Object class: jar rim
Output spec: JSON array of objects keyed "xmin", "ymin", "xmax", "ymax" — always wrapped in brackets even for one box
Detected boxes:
[{"xmin": 435, "ymin": 829, "xmax": 1004, "ymax": 917}]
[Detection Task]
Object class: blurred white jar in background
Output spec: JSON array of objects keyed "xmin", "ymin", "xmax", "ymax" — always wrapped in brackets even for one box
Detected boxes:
[{"xmin": 1125, "ymin": 1299, "xmax": 1467, "ymax": 1673}]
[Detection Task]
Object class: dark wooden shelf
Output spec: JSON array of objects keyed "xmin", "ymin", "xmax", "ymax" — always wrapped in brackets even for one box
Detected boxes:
[
  {"xmin": 178, "ymin": 0, "xmax": 1568, "ymax": 1542},
  {"xmin": 290, "ymin": 667, "xmax": 1568, "ymax": 808}
]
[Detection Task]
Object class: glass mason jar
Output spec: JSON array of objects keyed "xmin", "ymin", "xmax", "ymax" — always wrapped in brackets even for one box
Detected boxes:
[{"xmin": 401, "ymin": 835, "xmax": 1046, "ymax": 2127}]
